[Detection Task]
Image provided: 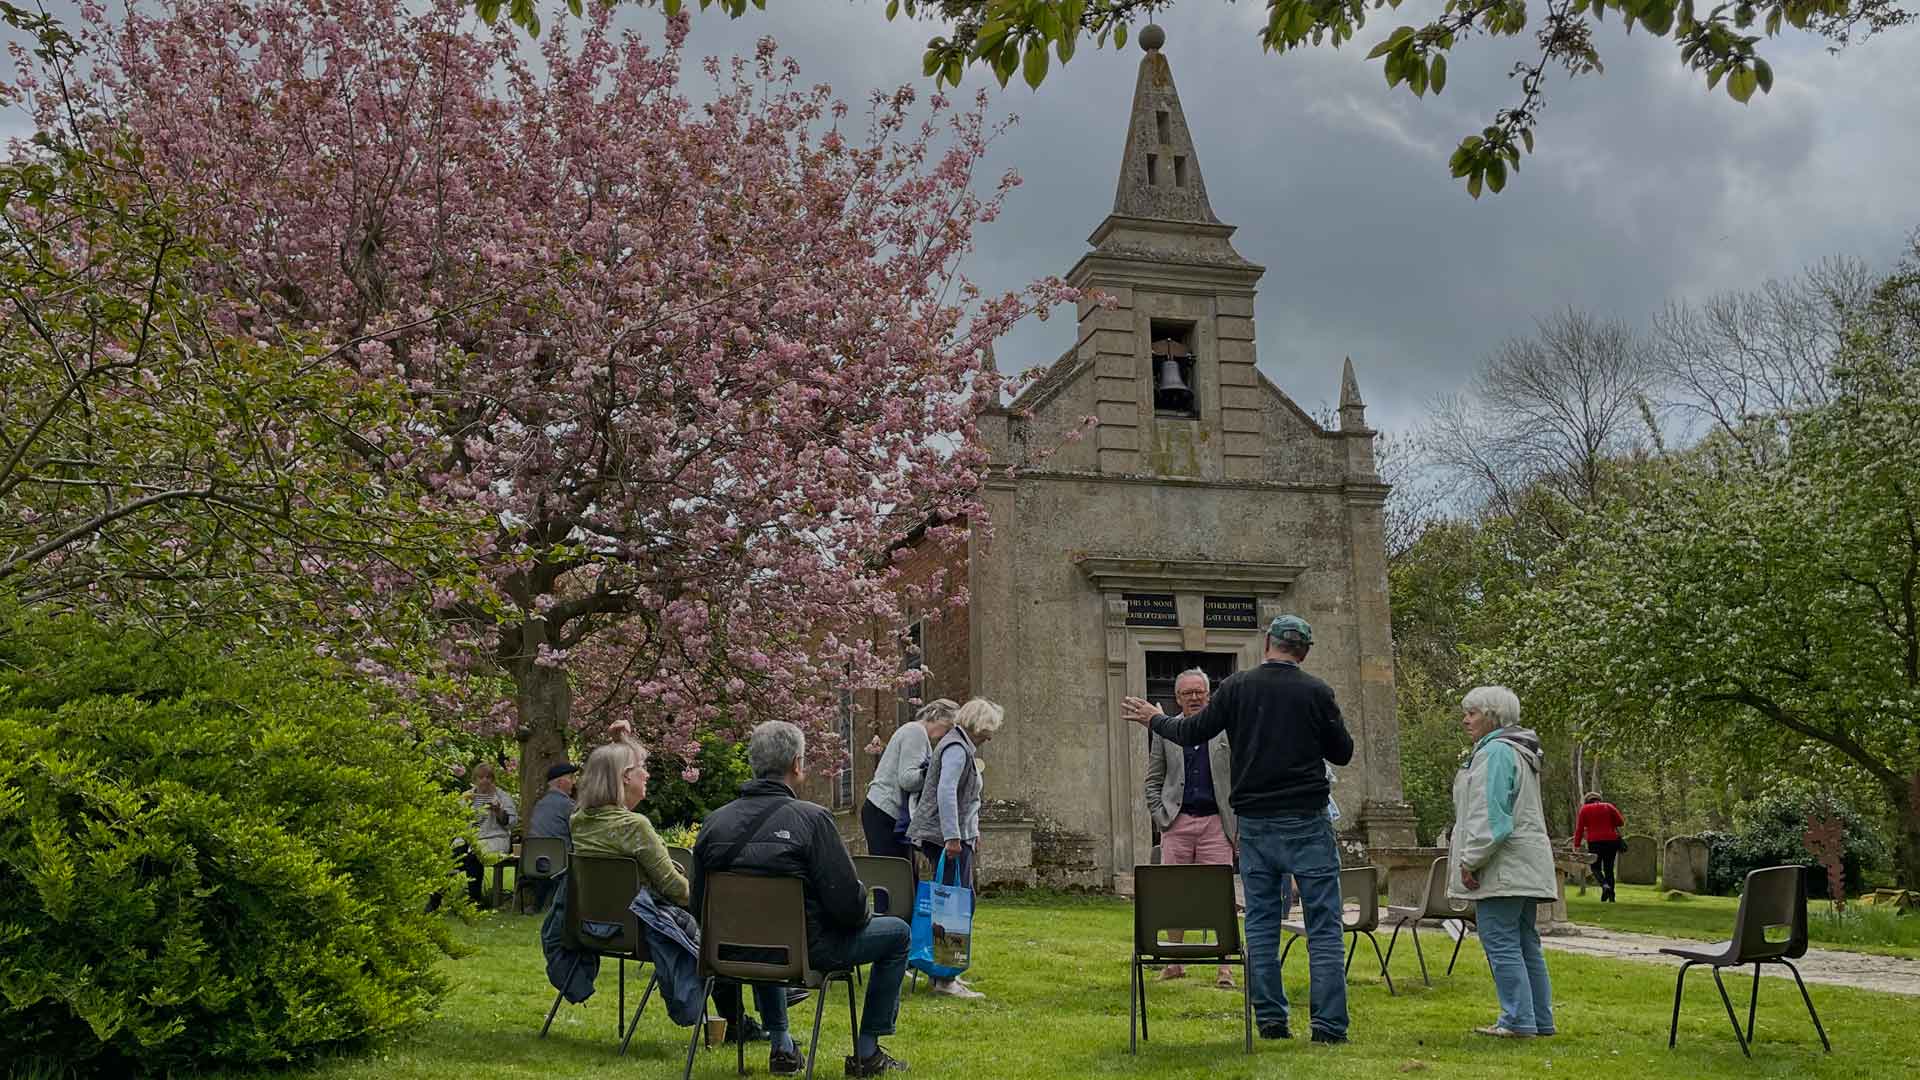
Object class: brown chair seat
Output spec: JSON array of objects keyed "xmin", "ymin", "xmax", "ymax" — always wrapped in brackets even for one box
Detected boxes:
[
  {"xmin": 1279, "ymin": 866, "xmax": 1394, "ymax": 995},
  {"xmin": 1661, "ymin": 865, "xmax": 1830, "ymax": 1059},
  {"xmin": 1381, "ymin": 856, "xmax": 1477, "ymax": 987},
  {"xmin": 1129, "ymin": 863, "xmax": 1251, "ymax": 1054}
]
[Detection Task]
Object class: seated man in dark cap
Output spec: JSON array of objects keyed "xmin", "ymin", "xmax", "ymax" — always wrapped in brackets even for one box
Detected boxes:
[{"xmin": 527, "ymin": 761, "xmax": 581, "ymax": 909}]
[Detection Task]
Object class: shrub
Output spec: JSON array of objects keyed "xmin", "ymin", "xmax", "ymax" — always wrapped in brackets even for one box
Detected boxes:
[
  {"xmin": 0, "ymin": 615, "xmax": 467, "ymax": 1075},
  {"xmin": 639, "ymin": 735, "xmax": 752, "ymax": 829},
  {"xmin": 1702, "ymin": 792, "xmax": 1892, "ymax": 897}
]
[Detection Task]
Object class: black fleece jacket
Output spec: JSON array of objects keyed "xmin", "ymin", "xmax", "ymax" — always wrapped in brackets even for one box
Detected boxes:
[
  {"xmin": 692, "ymin": 778, "xmax": 870, "ymax": 971},
  {"xmin": 1150, "ymin": 660, "xmax": 1355, "ymax": 818}
]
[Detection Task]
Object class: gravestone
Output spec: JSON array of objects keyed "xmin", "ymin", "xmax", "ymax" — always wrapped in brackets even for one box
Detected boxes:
[
  {"xmin": 1663, "ymin": 835, "xmax": 1709, "ymax": 894},
  {"xmin": 1618, "ymin": 834, "xmax": 1659, "ymax": 885}
]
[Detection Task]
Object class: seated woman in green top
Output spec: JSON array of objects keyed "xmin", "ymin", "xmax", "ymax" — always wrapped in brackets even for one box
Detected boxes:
[
  {"xmin": 569, "ymin": 735, "xmax": 688, "ymax": 906},
  {"xmin": 568, "ymin": 729, "xmax": 772, "ymax": 1043}
]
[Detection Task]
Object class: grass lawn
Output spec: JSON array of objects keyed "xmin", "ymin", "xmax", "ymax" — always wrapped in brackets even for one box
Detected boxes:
[
  {"xmin": 220, "ymin": 890, "xmax": 1920, "ymax": 1080},
  {"xmin": 1565, "ymin": 883, "xmax": 1920, "ymax": 959}
]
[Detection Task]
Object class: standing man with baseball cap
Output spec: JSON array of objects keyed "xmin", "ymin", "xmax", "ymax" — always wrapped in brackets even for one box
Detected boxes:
[{"xmin": 1123, "ymin": 614, "xmax": 1356, "ymax": 1045}]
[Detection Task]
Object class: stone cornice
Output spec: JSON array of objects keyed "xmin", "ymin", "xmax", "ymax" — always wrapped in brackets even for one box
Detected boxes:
[
  {"xmin": 985, "ymin": 467, "xmax": 1381, "ymax": 497},
  {"xmin": 1076, "ymin": 554, "xmax": 1306, "ymax": 595}
]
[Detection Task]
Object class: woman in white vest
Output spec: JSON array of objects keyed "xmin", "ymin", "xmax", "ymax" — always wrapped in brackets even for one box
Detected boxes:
[
  {"xmin": 905, "ymin": 697, "xmax": 1004, "ymax": 1000},
  {"xmin": 1448, "ymin": 685, "xmax": 1558, "ymax": 1039}
]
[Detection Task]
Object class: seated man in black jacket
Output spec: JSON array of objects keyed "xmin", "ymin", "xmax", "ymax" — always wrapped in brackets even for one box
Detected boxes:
[{"xmin": 693, "ymin": 720, "xmax": 911, "ymax": 1077}]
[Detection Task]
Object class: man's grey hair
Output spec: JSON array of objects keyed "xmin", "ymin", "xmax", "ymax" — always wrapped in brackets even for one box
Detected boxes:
[
  {"xmin": 1267, "ymin": 632, "xmax": 1310, "ymax": 659},
  {"xmin": 1461, "ymin": 685, "xmax": 1522, "ymax": 728},
  {"xmin": 748, "ymin": 720, "xmax": 807, "ymax": 779},
  {"xmin": 1174, "ymin": 668, "xmax": 1211, "ymax": 691}
]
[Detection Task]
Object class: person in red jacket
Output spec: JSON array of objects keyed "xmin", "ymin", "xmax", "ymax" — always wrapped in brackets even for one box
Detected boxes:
[{"xmin": 1573, "ymin": 793, "xmax": 1626, "ymax": 902}]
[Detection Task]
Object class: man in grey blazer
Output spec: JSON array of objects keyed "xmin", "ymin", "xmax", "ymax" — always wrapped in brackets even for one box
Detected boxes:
[{"xmin": 1144, "ymin": 667, "xmax": 1237, "ymax": 986}]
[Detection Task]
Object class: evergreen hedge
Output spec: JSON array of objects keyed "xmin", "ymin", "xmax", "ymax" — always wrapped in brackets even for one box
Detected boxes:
[{"xmin": 0, "ymin": 616, "xmax": 466, "ymax": 1075}]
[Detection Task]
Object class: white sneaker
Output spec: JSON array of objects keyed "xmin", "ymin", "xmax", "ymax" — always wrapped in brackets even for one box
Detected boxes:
[{"xmin": 931, "ymin": 979, "xmax": 985, "ymax": 1000}]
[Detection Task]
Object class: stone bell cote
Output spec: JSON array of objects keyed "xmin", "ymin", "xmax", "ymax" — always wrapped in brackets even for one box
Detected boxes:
[{"xmin": 1064, "ymin": 25, "xmax": 1268, "ymax": 481}]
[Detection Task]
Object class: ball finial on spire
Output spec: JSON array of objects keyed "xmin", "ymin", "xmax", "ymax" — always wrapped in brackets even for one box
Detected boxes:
[{"xmin": 1139, "ymin": 23, "xmax": 1166, "ymax": 52}]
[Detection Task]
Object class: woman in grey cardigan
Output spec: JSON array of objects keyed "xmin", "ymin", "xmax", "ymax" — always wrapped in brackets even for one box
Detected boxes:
[
  {"xmin": 906, "ymin": 697, "xmax": 1004, "ymax": 1000},
  {"xmin": 861, "ymin": 699, "xmax": 957, "ymax": 859},
  {"xmin": 1448, "ymin": 686, "xmax": 1558, "ymax": 1038}
]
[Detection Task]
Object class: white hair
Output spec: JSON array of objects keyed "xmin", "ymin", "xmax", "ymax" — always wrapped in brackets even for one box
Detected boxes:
[
  {"xmin": 748, "ymin": 720, "xmax": 806, "ymax": 778},
  {"xmin": 1461, "ymin": 685, "xmax": 1522, "ymax": 728},
  {"xmin": 1174, "ymin": 668, "xmax": 1211, "ymax": 691},
  {"xmin": 954, "ymin": 697, "xmax": 1004, "ymax": 739}
]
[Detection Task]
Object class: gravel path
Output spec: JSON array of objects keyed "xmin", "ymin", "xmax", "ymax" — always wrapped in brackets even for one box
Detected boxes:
[{"xmin": 1540, "ymin": 923, "xmax": 1920, "ymax": 996}]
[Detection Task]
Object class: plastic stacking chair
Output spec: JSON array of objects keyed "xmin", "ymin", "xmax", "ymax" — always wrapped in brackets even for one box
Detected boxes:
[
  {"xmin": 1383, "ymin": 857, "xmax": 1476, "ymax": 987},
  {"xmin": 1280, "ymin": 865, "xmax": 1394, "ymax": 995},
  {"xmin": 669, "ymin": 845, "xmax": 694, "ymax": 878},
  {"xmin": 517, "ymin": 836, "xmax": 568, "ymax": 914},
  {"xmin": 538, "ymin": 854, "xmax": 657, "ymax": 1056},
  {"xmin": 683, "ymin": 873, "xmax": 857, "ymax": 1080},
  {"xmin": 852, "ymin": 855, "xmax": 918, "ymax": 990},
  {"xmin": 1661, "ymin": 865, "xmax": 1831, "ymax": 1058},
  {"xmin": 1129, "ymin": 863, "xmax": 1251, "ymax": 1055}
]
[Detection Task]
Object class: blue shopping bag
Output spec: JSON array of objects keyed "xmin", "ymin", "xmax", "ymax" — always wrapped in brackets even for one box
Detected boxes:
[{"xmin": 908, "ymin": 853, "xmax": 973, "ymax": 979}]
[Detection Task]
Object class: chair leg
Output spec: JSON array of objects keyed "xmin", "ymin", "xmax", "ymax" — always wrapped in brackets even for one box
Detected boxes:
[
  {"xmin": 683, "ymin": 978, "xmax": 713, "ymax": 1080},
  {"xmin": 1365, "ymin": 931, "xmax": 1395, "ymax": 996},
  {"xmin": 1138, "ymin": 959, "xmax": 1151, "ymax": 1043},
  {"xmin": 1344, "ymin": 930, "xmax": 1356, "ymax": 976},
  {"xmin": 846, "ymin": 974, "xmax": 860, "ymax": 1053},
  {"xmin": 804, "ymin": 988, "xmax": 828, "ymax": 1080},
  {"xmin": 1242, "ymin": 961, "xmax": 1253, "ymax": 1054},
  {"xmin": 1745, "ymin": 963, "xmax": 1760, "ymax": 1045},
  {"xmin": 1447, "ymin": 922, "xmax": 1467, "ymax": 976},
  {"xmin": 618, "ymin": 958, "xmax": 626, "ymax": 1041},
  {"xmin": 1669, "ymin": 963, "xmax": 1692, "ymax": 1048},
  {"xmin": 1782, "ymin": 959, "xmax": 1832, "ymax": 1052},
  {"xmin": 541, "ymin": 953, "xmax": 581, "ymax": 1038},
  {"xmin": 1711, "ymin": 966, "xmax": 1752, "ymax": 1058},
  {"xmin": 737, "ymin": 996, "xmax": 746, "ymax": 1078},
  {"xmin": 1129, "ymin": 959, "xmax": 1139, "ymax": 1055},
  {"xmin": 1280, "ymin": 932, "xmax": 1297, "ymax": 969},
  {"xmin": 1410, "ymin": 923, "xmax": 1431, "ymax": 987},
  {"xmin": 619, "ymin": 965, "xmax": 651, "ymax": 1056}
]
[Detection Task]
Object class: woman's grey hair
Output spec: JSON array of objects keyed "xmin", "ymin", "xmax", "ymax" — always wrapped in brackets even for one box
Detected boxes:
[
  {"xmin": 954, "ymin": 697, "xmax": 1005, "ymax": 739},
  {"xmin": 577, "ymin": 739, "xmax": 643, "ymax": 811},
  {"xmin": 1175, "ymin": 668, "xmax": 1211, "ymax": 691},
  {"xmin": 915, "ymin": 698, "xmax": 959, "ymax": 730},
  {"xmin": 749, "ymin": 720, "xmax": 807, "ymax": 778},
  {"xmin": 1461, "ymin": 685, "xmax": 1522, "ymax": 728}
]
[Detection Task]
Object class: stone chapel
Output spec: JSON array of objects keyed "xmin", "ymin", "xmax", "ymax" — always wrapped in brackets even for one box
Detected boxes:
[{"xmin": 831, "ymin": 28, "xmax": 1415, "ymax": 888}]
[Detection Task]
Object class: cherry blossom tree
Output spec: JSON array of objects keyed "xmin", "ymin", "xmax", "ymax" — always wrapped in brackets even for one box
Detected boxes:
[{"xmin": 27, "ymin": 0, "xmax": 1069, "ymax": 810}]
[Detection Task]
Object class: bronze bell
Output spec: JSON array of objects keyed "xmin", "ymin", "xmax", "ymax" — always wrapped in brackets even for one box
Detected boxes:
[{"xmin": 1152, "ymin": 336, "xmax": 1192, "ymax": 408}]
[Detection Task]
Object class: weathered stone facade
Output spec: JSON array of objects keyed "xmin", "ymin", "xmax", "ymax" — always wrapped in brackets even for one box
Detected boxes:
[{"xmin": 837, "ymin": 33, "xmax": 1411, "ymax": 888}]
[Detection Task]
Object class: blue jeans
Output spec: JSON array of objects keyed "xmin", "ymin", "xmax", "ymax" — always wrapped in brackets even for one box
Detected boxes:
[
  {"xmin": 759, "ymin": 915, "xmax": 911, "ymax": 1041},
  {"xmin": 1475, "ymin": 897, "xmax": 1555, "ymax": 1034},
  {"xmin": 1239, "ymin": 813, "xmax": 1348, "ymax": 1037}
]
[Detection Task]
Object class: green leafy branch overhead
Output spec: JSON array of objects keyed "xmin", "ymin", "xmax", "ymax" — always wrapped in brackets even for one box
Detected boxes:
[{"xmin": 476, "ymin": 0, "xmax": 1911, "ymax": 197}]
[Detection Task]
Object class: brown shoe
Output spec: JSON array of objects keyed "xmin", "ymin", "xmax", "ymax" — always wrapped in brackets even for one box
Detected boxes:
[
  {"xmin": 1214, "ymin": 969, "xmax": 1236, "ymax": 989},
  {"xmin": 1157, "ymin": 964, "xmax": 1187, "ymax": 981}
]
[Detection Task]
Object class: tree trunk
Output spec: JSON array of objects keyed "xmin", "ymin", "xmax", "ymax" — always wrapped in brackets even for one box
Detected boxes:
[
  {"xmin": 508, "ymin": 620, "xmax": 574, "ymax": 819},
  {"xmin": 1893, "ymin": 769, "xmax": 1920, "ymax": 892}
]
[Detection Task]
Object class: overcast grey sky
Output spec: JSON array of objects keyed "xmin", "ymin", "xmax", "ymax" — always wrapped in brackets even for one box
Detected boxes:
[
  {"xmin": 9, "ymin": 1, "xmax": 1915, "ymax": 437},
  {"xmin": 659, "ymin": 2, "xmax": 1919, "ymax": 436}
]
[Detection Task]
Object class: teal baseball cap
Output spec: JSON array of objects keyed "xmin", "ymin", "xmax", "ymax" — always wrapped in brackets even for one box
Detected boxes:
[{"xmin": 1268, "ymin": 614, "xmax": 1313, "ymax": 645}]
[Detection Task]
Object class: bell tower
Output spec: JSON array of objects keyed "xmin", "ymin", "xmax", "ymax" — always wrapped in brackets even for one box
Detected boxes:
[{"xmin": 1066, "ymin": 24, "xmax": 1267, "ymax": 480}]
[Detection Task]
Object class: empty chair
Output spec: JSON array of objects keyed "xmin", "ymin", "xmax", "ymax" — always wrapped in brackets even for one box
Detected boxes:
[
  {"xmin": 1281, "ymin": 865, "xmax": 1394, "ymax": 995},
  {"xmin": 683, "ymin": 873, "xmax": 856, "ymax": 1080},
  {"xmin": 1662, "ymin": 865, "xmax": 1830, "ymax": 1058},
  {"xmin": 1129, "ymin": 863, "xmax": 1251, "ymax": 1054},
  {"xmin": 852, "ymin": 854, "xmax": 918, "ymax": 991},
  {"xmin": 669, "ymin": 845, "xmax": 693, "ymax": 879},
  {"xmin": 1383, "ymin": 857, "xmax": 1477, "ymax": 987},
  {"xmin": 540, "ymin": 854, "xmax": 656, "ymax": 1056},
  {"xmin": 852, "ymin": 855, "xmax": 916, "ymax": 920},
  {"xmin": 517, "ymin": 836, "xmax": 568, "ymax": 914}
]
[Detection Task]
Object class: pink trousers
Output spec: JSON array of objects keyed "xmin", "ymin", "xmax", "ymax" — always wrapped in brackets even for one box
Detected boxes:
[{"xmin": 1161, "ymin": 810, "xmax": 1234, "ymax": 867}]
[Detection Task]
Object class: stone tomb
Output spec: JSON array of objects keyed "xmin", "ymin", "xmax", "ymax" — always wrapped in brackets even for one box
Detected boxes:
[
  {"xmin": 1663, "ymin": 835, "xmax": 1710, "ymax": 893},
  {"xmin": 1618, "ymin": 834, "xmax": 1660, "ymax": 885}
]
